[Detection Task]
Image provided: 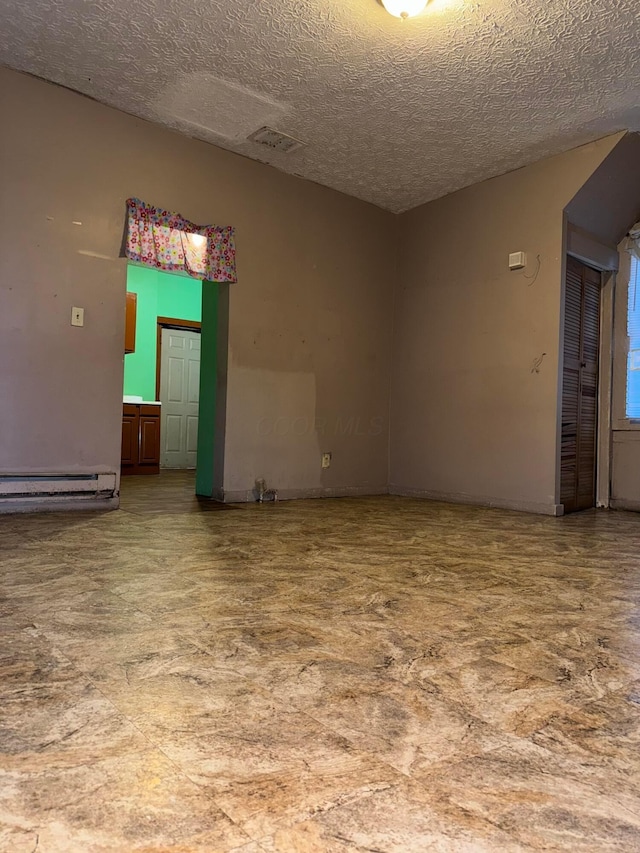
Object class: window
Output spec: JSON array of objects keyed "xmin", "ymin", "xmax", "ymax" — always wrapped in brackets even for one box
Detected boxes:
[{"xmin": 626, "ymin": 255, "xmax": 640, "ymax": 418}]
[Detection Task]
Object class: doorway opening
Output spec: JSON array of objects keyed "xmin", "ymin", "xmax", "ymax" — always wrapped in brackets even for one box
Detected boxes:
[
  {"xmin": 560, "ymin": 255, "xmax": 602, "ymax": 513},
  {"xmin": 121, "ymin": 263, "xmax": 227, "ymax": 499}
]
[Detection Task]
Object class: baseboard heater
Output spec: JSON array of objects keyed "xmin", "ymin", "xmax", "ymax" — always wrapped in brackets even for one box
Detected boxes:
[{"xmin": 0, "ymin": 473, "xmax": 117, "ymax": 509}]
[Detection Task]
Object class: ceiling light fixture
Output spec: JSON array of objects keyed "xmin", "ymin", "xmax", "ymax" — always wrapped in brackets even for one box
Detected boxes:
[{"xmin": 380, "ymin": 0, "xmax": 428, "ymax": 19}]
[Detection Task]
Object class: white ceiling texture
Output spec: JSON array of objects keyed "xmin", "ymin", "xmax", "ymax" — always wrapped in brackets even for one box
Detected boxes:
[{"xmin": 1, "ymin": 0, "xmax": 639, "ymax": 212}]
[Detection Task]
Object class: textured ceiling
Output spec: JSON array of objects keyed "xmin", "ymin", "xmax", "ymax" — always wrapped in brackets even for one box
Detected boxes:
[{"xmin": 1, "ymin": 0, "xmax": 639, "ymax": 212}]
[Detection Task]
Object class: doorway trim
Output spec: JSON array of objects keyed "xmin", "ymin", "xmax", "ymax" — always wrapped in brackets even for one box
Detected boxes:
[
  {"xmin": 155, "ymin": 316, "xmax": 202, "ymax": 401},
  {"xmin": 563, "ymin": 222, "xmax": 619, "ymax": 510}
]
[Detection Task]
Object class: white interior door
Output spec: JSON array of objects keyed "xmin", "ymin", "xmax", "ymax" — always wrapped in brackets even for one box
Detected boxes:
[{"xmin": 159, "ymin": 327, "xmax": 201, "ymax": 469}]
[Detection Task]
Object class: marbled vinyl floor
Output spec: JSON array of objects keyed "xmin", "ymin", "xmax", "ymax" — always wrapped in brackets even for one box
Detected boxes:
[{"xmin": 2, "ymin": 472, "xmax": 640, "ymax": 851}]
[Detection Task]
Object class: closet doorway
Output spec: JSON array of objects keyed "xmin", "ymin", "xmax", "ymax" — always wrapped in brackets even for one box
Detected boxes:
[{"xmin": 560, "ymin": 255, "xmax": 602, "ymax": 513}]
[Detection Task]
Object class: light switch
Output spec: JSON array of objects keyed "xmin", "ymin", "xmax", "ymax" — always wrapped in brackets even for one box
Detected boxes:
[{"xmin": 71, "ymin": 307, "xmax": 85, "ymax": 327}]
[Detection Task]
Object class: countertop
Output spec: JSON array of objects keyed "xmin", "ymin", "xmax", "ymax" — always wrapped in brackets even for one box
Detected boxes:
[{"xmin": 123, "ymin": 397, "xmax": 161, "ymax": 406}]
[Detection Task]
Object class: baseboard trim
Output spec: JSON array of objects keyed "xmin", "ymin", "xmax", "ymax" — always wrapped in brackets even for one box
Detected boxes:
[
  {"xmin": 389, "ymin": 485, "xmax": 563, "ymax": 517},
  {"xmin": 610, "ymin": 498, "xmax": 640, "ymax": 512},
  {"xmin": 222, "ymin": 485, "xmax": 389, "ymax": 503}
]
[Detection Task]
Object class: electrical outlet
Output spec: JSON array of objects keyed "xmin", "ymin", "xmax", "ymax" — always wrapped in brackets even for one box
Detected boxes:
[
  {"xmin": 321, "ymin": 452, "xmax": 332, "ymax": 469},
  {"xmin": 71, "ymin": 306, "xmax": 84, "ymax": 327}
]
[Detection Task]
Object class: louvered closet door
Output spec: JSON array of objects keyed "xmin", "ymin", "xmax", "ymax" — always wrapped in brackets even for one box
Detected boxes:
[{"xmin": 560, "ymin": 256, "xmax": 601, "ymax": 514}]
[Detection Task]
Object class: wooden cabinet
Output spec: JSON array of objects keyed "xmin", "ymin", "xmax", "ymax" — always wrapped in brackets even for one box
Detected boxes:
[
  {"xmin": 139, "ymin": 414, "xmax": 161, "ymax": 468},
  {"xmin": 121, "ymin": 408, "xmax": 138, "ymax": 468},
  {"xmin": 125, "ymin": 292, "xmax": 137, "ymax": 354},
  {"xmin": 121, "ymin": 403, "xmax": 160, "ymax": 475}
]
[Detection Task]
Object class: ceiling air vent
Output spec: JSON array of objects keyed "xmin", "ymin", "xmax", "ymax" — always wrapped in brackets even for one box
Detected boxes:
[{"xmin": 247, "ymin": 126, "xmax": 305, "ymax": 154}]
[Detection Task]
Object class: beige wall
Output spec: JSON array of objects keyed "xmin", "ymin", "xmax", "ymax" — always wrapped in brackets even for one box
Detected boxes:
[
  {"xmin": 2, "ymin": 63, "xmax": 635, "ymax": 514},
  {"xmin": 0, "ymin": 67, "xmax": 395, "ymax": 501},
  {"xmin": 565, "ymin": 134, "xmax": 640, "ymax": 248},
  {"xmin": 390, "ymin": 135, "xmax": 622, "ymax": 514}
]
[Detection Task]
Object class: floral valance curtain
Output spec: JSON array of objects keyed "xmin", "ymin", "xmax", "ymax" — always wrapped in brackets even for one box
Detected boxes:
[{"xmin": 125, "ymin": 198, "xmax": 237, "ymax": 282}]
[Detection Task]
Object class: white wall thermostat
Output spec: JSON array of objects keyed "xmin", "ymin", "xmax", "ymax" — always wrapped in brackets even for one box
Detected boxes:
[{"xmin": 509, "ymin": 252, "xmax": 526, "ymax": 270}]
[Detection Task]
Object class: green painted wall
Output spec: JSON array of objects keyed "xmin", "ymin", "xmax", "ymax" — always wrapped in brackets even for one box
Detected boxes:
[
  {"xmin": 123, "ymin": 264, "xmax": 202, "ymax": 401},
  {"xmin": 195, "ymin": 283, "xmax": 218, "ymax": 497}
]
